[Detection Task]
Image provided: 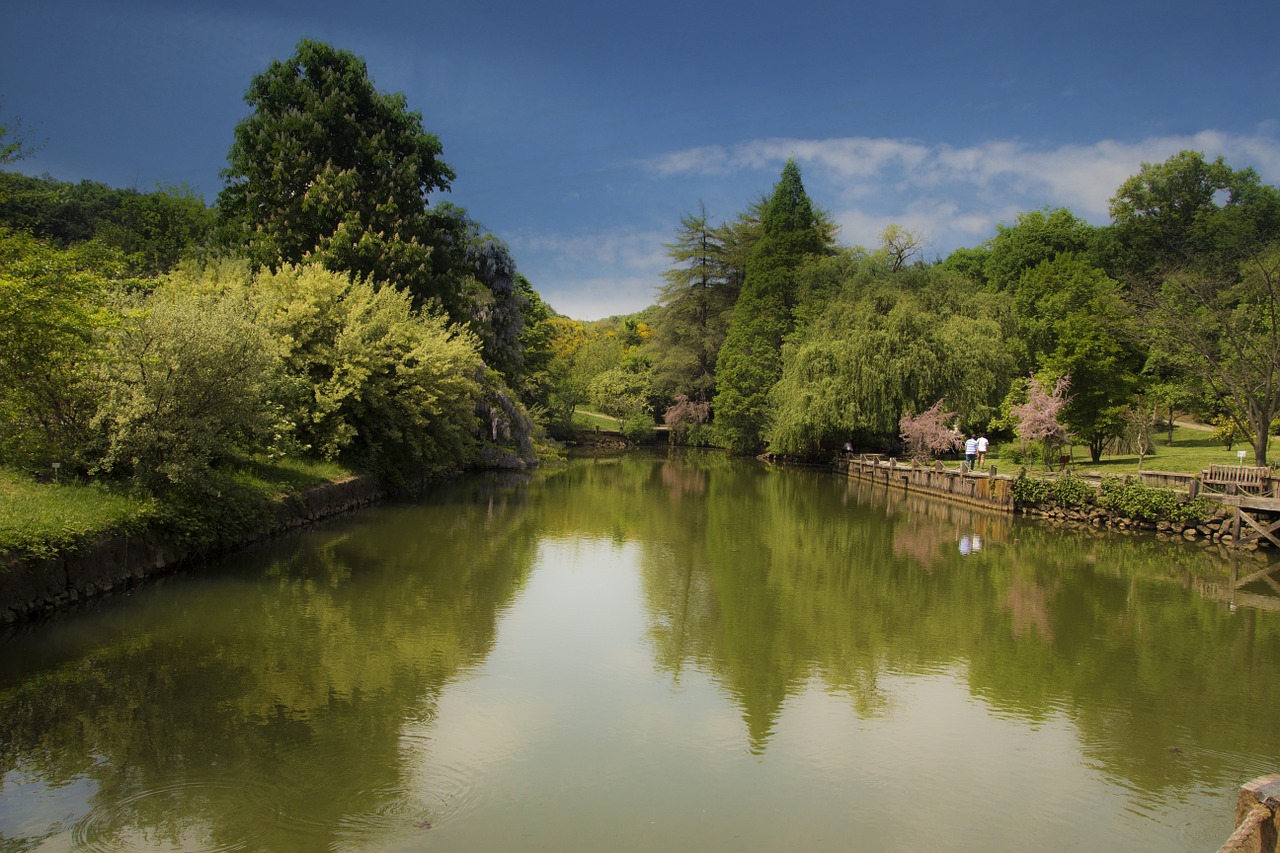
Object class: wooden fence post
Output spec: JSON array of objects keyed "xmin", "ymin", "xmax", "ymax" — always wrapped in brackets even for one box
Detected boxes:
[{"xmin": 1220, "ymin": 775, "xmax": 1280, "ymax": 853}]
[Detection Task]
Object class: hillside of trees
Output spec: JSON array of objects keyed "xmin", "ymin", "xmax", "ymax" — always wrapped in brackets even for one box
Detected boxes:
[
  {"xmin": 4, "ymin": 37, "xmax": 1280, "ymax": 545},
  {"xmin": 568, "ymin": 150, "xmax": 1280, "ymax": 467}
]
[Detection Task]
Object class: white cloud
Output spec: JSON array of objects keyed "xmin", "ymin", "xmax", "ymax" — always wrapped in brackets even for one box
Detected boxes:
[
  {"xmin": 527, "ymin": 131, "xmax": 1280, "ymax": 318},
  {"xmin": 509, "ymin": 227, "xmax": 671, "ymax": 319},
  {"xmin": 648, "ymin": 130, "xmax": 1280, "ymax": 245},
  {"xmin": 511, "ymin": 228, "xmax": 669, "ymax": 273}
]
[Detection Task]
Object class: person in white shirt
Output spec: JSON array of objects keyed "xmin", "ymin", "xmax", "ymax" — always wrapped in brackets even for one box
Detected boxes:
[{"xmin": 976, "ymin": 435, "xmax": 989, "ymax": 468}]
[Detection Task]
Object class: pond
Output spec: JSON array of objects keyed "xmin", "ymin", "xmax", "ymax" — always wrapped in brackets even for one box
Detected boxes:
[{"xmin": 2, "ymin": 451, "xmax": 1278, "ymax": 852}]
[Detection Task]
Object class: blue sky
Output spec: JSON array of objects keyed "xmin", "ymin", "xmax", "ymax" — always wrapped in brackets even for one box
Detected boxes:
[{"xmin": 4, "ymin": 0, "xmax": 1279, "ymax": 319}]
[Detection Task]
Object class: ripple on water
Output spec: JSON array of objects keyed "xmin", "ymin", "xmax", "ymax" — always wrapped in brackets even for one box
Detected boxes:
[
  {"xmin": 325, "ymin": 755, "xmax": 492, "ymax": 850},
  {"xmin": 71, "ymin": 776, "xmax": 283, "ymax": 853}
]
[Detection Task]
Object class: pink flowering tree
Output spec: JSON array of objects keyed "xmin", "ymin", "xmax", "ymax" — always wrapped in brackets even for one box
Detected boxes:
[
  {"xmin": 1012, "ymin": 375, "xmax": 1072, "ymax": 469},
  {"xmin": 899, "ymin": 400, "xmax": 963, "ymax": 463},
  {"xmin": 663, "ymin": 394, "xmax": 710, "ymax": 445}
]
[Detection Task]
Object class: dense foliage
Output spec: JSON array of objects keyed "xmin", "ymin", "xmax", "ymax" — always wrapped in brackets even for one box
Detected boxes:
[
  {"xmin": 5, "ymin": 32, "xmax": 1280, "ymax": 558},
  {"xmin": 587, "ymin": 149, "xmax": 1280, "ymax": 466},
  {"xmin": 1, "ymin": 39, "xmax": 558, "ymax": 558}
]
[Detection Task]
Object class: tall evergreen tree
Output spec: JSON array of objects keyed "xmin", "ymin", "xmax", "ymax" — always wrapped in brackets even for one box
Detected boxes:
[
  {"xmin": 650, "ymin": 202, "xmax": 732, "ymax": 403},
  {"xmin": 713, "ymin": 159, "xmax": 827, "ymax": 451}
]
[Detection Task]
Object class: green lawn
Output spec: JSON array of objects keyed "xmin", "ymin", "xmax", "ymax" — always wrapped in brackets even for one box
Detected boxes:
[
  {"xmin": 982, "ymin": 425, "xmax": 1271, "ymax": 476},
  {"xmin": 0, "ymin": 456, "xmax": 354, "ymax": 560},
  {"xmin": 0, "ymin": 470, "xmax": 155, "ymax": 558},
  {"xmin": 572, "ymin": 408, "xmax": 622, "ymax": 430}
]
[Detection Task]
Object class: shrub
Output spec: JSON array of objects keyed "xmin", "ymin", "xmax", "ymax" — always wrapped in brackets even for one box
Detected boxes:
[
  {"xmin": 1002, "ymin": 439, "xmax": 1043, "ymax": 467},
  {"xmin": 899, "ymin": 400, "xmax": 962, "ymax": 463},
  {"xmin": 1011, "ymin": 472, "xmax": 1093, "ymax": 508},
  {"xmin": 1049, "ymin": 472, "xmax": 1094, "ymax": 507},
  {"xmin": 1011, "ymin": 476, "xmax": 1050, "ymax": 505},
  {"xmin": 93, "ymin": 286, "xmax": 286, "ymax": 491},
  {"xmin": 1097, "ymin": 476, "xmax": 1212, "ymax": 524},
  {"xmin": 622, "ymin": 414, "xmax": 656, "ymax": 443}
]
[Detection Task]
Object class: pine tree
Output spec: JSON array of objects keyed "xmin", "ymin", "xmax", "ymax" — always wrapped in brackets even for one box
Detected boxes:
[
  {"xmin": 713, "ymin": 160, "xmax": 826, "ymax": 451},
  {"xmin": 650, "ymin": 202, "xmax": 732, "ymax": 403}
]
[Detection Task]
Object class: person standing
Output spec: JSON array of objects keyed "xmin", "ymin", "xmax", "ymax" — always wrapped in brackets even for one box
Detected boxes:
[
  {"xmin": 976, "ymin": 435, "xmax": 989, "ymax": 468},
  {"xmin": 964, "ymin": 435, "xmax": 978, "ymax": 469}
]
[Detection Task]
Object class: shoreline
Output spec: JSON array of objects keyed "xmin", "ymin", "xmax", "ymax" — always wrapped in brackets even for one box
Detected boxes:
[{"xmin": 0, "ymin": 474, "xmax": 399, "ymax": 626}]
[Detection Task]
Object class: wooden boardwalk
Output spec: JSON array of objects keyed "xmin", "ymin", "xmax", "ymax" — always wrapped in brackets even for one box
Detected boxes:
[
  {"xmin": 836, "ymin": 454, "xmax": 1015, "ymax": 513},
  {"xmin": 835, "ymin": 455, "xmax": 1280, "ymax": 554}
]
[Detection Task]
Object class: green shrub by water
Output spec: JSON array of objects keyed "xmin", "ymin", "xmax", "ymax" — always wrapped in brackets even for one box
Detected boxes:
[
  {"xmin": 1097, "ymin": 476, "xmax": 1212, "ymax": 524},
  {"xmin": 1049, "ymin": 472, "xmax": 1094, "ymax": 506},
  {"xmin": 1011, "ymin": 471, "xmax": 1213, "ymax": 525}
]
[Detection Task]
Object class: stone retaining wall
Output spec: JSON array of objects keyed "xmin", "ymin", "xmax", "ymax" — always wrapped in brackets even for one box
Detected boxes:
[
  {"xmin": 1015, "ymin": 501, "xmax": 1248, "ymax": 546},
  {"xmin": 0, "ymin": 475, "xmax": 389, "ymax": 625}
]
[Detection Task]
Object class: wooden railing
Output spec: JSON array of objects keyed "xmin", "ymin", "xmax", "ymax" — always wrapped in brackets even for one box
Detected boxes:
[{"xmin": 837, "ymin": 454, "xmax": 1015, "ymax": 512}]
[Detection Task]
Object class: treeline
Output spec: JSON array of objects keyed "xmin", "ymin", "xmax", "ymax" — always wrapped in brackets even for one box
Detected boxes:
[
  {"xmin": 1, "ymin": 40, "xmax": 562, "ymax": 547},
  {"xmin": 566, "ymin": 151, "xmax": 1280, "ymax": 465}
]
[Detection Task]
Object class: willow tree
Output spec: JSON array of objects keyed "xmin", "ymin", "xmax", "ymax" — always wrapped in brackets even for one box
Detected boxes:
[
  {"xmin": 768, "ymin": 269, "xmax": 1011, "ymax": 456},
  {"xmin": 713, "ymin": 160, "xmax": 828, "ymax": 451}
]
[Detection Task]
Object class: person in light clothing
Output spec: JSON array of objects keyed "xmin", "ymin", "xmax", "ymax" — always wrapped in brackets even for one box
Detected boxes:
[
  {"xmin": 964, "ymin": 436, "xmax": 978, "ymax": 468},
  {"xmin": 976, "ymin": 435, "xmax": 989, "ymax": 468}
]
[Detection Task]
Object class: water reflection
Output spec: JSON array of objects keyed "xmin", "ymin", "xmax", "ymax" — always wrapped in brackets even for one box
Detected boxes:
[
  {"xmin": 0, "ymin": 473, "xmax": 541, "ymax": 852},
  {"xmin": 1, "ymin": 455, "xmax": 1278, "ymax": 852}
]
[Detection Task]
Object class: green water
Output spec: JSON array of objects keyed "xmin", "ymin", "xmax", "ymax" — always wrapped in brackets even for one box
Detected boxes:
[{"xmin": 2, "ymin": 452, "xmax": 1278, "ymax": 852}]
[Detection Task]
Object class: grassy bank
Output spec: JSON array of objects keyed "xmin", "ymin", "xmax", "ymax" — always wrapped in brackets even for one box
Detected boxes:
[
  {"xmin": 0, "ymin": 457, "xmax": 353, "ymax": 562},
  {"xmin": 974, "ymin": 425, "xmax": 1272, "ymax": 476}
]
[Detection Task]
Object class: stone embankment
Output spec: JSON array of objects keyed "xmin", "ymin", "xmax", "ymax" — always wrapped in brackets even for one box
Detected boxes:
[
  {"xmin": 1017, "ymin": 502, "xmax": 1253, "ymax": 548},
  {"xmin": 0, "ymin": 476, "xmax": 388, "ymax": 625}
]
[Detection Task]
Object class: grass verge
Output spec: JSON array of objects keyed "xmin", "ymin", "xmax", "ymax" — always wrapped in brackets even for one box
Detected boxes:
[
  {"xmin": 0, "ymin": 456, "xmax": 355, "ymax": 562},
  {"xmin": 973, "ymin": 426, "xmax": 1273, "ymax": 476}
]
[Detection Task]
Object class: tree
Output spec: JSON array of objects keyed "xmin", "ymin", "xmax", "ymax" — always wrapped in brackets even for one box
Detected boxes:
[
  {"xmin": 649, "ymin": 203, "xmax": 732, "ymax": 403},
  {"xmin": 942, "ymin": 207, "xmax": 1096, "ymax": 297},
  {"xmin": 0, "ymin": 108, "xmax": 41, "ymax": 166},
  {"xmin": 1012, "ymin": 255, "xmax": 1141, "ymax": 461},
  {"xmin": 980, "ymin": 208, "xmax": 1097, "ymax": 291},
  {"xmin": 461, "ymin": 227, "xmax": 528, "ymax": 382},
  {"xmin": 1148, "ymin": 245, "xmax": 1280, "ymax": 465},
  {"xmin": 877, "ymin": 224, "xmax": 928, "ymax": 273},
  {"xmin": 217, "ymin": 39, "xmax": 457, "ymax": 312},
  {"xmin": 714, "ymin": 159, "xmax": 829, "ymax": 451},
  {"xmin": 899, "ymin": 401, "xmax": 962, "ymax": 463},
  {"xmin": 1110, "ymin": 151, "xmax": 1280, "ymax": 464},
  {"xmin": 0, "ymin": 174, "xmax": 213, "ymax": 276},
  {"xmin": 767, "ymin": 272, "xmax": 1010, "ymax": 456},
  {"xmin": 0, "ymin": 229, "xmax": 125, "ymax": 471},
  {"xmin": 1012, "ymin": 375, "xmax": 1071, "ymax": 470},
  {"xmin": 664, "ymin": 394, "xmax": 710, "ymax": 445},
  {"xmin": 1109, "ymin": 151, "xmax": 1280, "ymax": 285}
]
